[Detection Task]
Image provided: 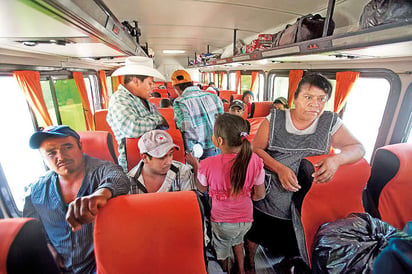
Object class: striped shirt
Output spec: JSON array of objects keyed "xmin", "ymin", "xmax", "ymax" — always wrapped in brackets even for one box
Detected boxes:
[
  {"xmin": 107, "ymin": 85, "xmax": 164, "ymax": 171},
  {"xmin": 23, "ymin": 155, "xmax": 130, "ymax": 274},
  {"xmin": 128, "ymin": 160, "xmax": 195, "ymax": 194},
  {"xmin": 173, "ymin": 86, "xmax": 224, "ymax": 151}
]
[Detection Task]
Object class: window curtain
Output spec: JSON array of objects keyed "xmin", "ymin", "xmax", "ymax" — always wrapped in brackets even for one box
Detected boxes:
[
  {"xmin": 98, "ymin": 70, "xmax": 109, "ymax": 109},
  {"xmin": 213, "ymin": 71, "xmax": 216, "ymax": 84},
  {"xmin": 334, "ymin": 71, "xmax": 360, "ymax": 113},
  {"xmin": 73, "ymin": 72, "xmax": 95, "ymax": 131},
  {"xmin": 235, "ymin": 71, "xmax": 241, "ymax": 93},
  {"xmin": 250, "ymin": 71, "xmax": 259, "ymax": 92},
  {"xmin": 220, "ymin": 72, "xmax": 224, "ymax": 88},
  {"xmin": 13, "ymin": 71, "xmax": 53, "ymax": 126},
  {"xmin": 112, "ymin": 76, "xmax": 124, "ymax": 92},
  {"xmin": 288, "ymin": 70, "xmax": 304, "ymax": 107}
]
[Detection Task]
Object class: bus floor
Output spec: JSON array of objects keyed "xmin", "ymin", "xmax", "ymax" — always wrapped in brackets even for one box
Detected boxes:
[{"xmin": 207, "ymin": 245, "xmax": 282, "ymax": 273}]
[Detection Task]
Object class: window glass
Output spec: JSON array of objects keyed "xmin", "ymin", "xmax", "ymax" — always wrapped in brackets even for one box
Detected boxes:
[
  {"xmin": 229, "ymin": 72, "xmax": 237, "ymax": 91},
  {"xmin": 221, "ymin": 73, "xmax": 227, "ymax": 90},
  {"xmin": 0, "ymin": 76, "xmax": 46, "ymax": 211},
  {"xmin": 37, "ymin": 80, "xmax": 58, "ymax": 126},
  {"xmin": 271, "ymin": 76, "xmax": 289, "ymax": 101},
  {"xmin": 54, "ymin": 78, "xmax": 87, "ymax": 131},
  {"xmin": 258, "ymin": 74, "xmax": 265, "ymax": 101},
  {"xmin": 106, "ymin": 76, "xmax": 113, "ymax": 97},
  {"xmin": 240, "ymin": 75, "xmax": 251, "ymax": 93},
  {"xmin": 341, "ymin": 78, "xmax": 390, "ymax": 162}
]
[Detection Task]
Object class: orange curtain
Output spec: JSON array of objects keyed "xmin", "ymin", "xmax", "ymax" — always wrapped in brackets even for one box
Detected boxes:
[
  {"xmin": 235, "ymin": 71, "xmax": 241, "ymax": 93},
  {"xmin": 98, "ymin": 70, "xmax": 109, "ymax": 109},
  {"xmin": 13, "ymin": 71, "xmax": 53, "ymax": 126},
  {"xmin": 220, "ymin": 72, "xmax": 224, "ymax": 88},
  {"xmin": 250, "ymin": 71, "xmax": 259, "ymax": 92},
  {"xmin": 213, "ymin": 71, "xmax": 216, "ymax": 84},
  {"xmin": 73, "ymin": 72, "xmax": 95, "ymax": 131},
  {"xmin": 288, "ymin": 70, "xmax": 304, "ymax": 107},
  {"xmin": 334, "ymin": 71, "xmax": 360, "ymax": 113},
  {"xmin": 112, "ymin": 76, "xmax": 124, "ymax": 92}
]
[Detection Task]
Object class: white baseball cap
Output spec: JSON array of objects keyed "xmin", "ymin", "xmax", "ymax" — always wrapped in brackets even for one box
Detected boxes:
[{"xmin": 138, "ymin": 130, "xmax": 179, "ymax": 157}]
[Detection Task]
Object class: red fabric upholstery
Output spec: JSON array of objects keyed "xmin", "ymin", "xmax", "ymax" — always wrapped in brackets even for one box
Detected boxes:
[
  {"xmin": 158, "ymin": 108, "xmax": 176, "ymax": 129},
  {"xmin": 152, "ymin": 89, "xmax": 169, "ymax": 98},
  {"xmin": 166, "ymin": 81, "xmax": 173, "ymax": 89},
  {"xmin": 94, "ymin": 192, "xmax": 206, "ymax": 274},
  {"xmin": 223, "ymin": 102, "xmax": 230, "ymax": 112},
  {"xmin": 167, "ymin": 88, "xmax": 178, "ymax": 99},
  {"xmin": 78, "ymin": 131, "xmax": 118, "ymax": 164},
  {"xmin": 148, "ymin": 97, "xmax": 162, "ymax": 107},
  {"xmin": 94, "ymin": 109, "xmax": 119, "ymax": 156},
  {"xmin": 125, "ymin": 128, "xmax": 186, "ymax": 172},
  {"xmin": 250, "ymin": 101, "xmax": 272, "ymax": 117},
  {"xmin": 219, "ymin": 90, "xmax": 235, "ymax": 102},
  {"xmin": 373, "ymin": 144, "xmax": 412, "ymax": 229},
  {"xmin": 301, "ymin": 155, "xmax": 370, "ymax": 265},
  {"xmin": 246, "ymin": 117, "xmax": 265, "ymax": 142}
]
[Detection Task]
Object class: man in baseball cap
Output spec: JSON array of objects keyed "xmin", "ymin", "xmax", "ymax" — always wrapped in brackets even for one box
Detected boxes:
[
  {"xmin": 171, "ymin": 69, "xmax": 224, "ymax": 160},
  {"xmin": 228, "ymin": 99, "xmax": 245, "ymax": 117},
  {"xmin": 128, "ymin": 130, "xmax": 195, "ymax": 194},
  {"xmin": 24, "ymin": 125, "xmax": 129, "ymax": 273},
  {"xmin": 107, "ymin": 56, "xmax": 168, "ymax": 172}
]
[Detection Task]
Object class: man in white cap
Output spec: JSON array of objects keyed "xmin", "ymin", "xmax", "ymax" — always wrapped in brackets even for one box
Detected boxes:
[
  {"xmin": 128, "ymin": 130, "xmax": 195, "ymax": 194},
  {"xmin": 107, "ymin": 56, "xmax": 168, "ymax": 172}
]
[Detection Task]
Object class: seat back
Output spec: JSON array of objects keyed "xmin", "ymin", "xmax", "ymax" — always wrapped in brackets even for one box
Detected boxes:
[
  {"xmin": 0, "ymin": 218, "xmax": 59, "ymax": 274},
  {"xmin": 148, "ymin": 97, "xmax": 162, "ymax": 107},
  {"xmin": 125, "ymin": 128, "xmax": 185, "ymax": 172},
  {"xmin": 167, "ymin": 88, "xmax": 178, "ymax": 99},
  {"xmin": 94, "ymin": 109, "xmax": 119, "ymax": 156},
  {"xmin": 250, "ymin": 101, "xmax": 272, "ymax": 117},
  {"xmin": 152, "ymin": 89, "xmax": 169, "ymax": 98},
  {"xmin": 230, "ymin": 94, "xmax": 243, "ymax": 102},
  {"xmin": 223, "ymin": 102, "xmax": 230, "ymax": 112},
  {"xmin": 94, "ymin": 192, "xmax": 206, "ymax": 274},
  {"xmin": 158, "ymin": 108, "xmax": 176, "ymax": 129},
  {"xmin": 246, "ymin": 117, "xmax": 265, "ymax": 142},
  {"xmin": 363, "ymin": 143, "xmax": 412, "ymax": 229},
  {"xmin": 300, "ymin": 155, "xmax": 370, "ymax": 265},
  {"xmin": 78, "ymin": 131, "xmax": 118, "ymax": 164},
  {"xmin": 219, "ymin": 90, "xmax": 235, "ymax": 102}
]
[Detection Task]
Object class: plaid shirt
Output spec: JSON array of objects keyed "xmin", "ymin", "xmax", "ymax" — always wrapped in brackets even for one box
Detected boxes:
[
  {"xmin": 107, "ymin": 85, "xmax": 163, "ymax": 171},
  {"xmin": 128, "ymin": 160, "xmax": 195, "ymax": 194},
  {"xmin": 173, "ymin": 86, "xmax": 223, "ymax": 151}
]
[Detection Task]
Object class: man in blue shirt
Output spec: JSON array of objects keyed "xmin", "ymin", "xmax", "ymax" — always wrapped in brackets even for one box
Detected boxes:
[{"xmin": 23, "ymin": 126, "xmax": 130, "ymax": 273}]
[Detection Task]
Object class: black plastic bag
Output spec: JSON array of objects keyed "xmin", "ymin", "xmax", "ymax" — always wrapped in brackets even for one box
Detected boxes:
[
  {"xmin": 360, "ymin": 0, "xmax": 412, "ymax": 29},
  {"xmin": 312, "ymin": 213, "xmax": 412, "ymax": 274}
]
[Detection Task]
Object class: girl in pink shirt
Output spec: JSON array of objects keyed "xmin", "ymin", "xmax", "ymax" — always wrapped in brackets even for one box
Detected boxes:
[{"xmin": 190, "ymin": 113, "xmax": 265, "ymax": 273}]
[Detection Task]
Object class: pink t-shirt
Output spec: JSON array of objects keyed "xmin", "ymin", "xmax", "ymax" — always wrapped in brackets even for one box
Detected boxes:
[{"xmin": 198, "ymin": 153, "xmax": 264, "ymax": 223}]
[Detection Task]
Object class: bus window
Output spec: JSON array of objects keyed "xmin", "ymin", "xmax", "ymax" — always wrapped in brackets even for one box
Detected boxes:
[
  {"xmin": 240, "ymin": 74, "xmax": 251, "ymax": 93},
  {"xmin": 106, "ymin": 76, "xmax": 113, "ymax": 97},
  {"xmin": 341, "ymin": 77, "xmax": 390, "ymax": 162},
  {"xmin": 270, "ymin": 76, "xmax": 289, "ymax": 101},
  {"xmin": 53, "ymin": 78, "xmax": 87, "ymax": 131},
  {"xmin": 0, "ymin": 76, "xmax": 46, "ymax": 212},
  {"xmin": 39, "ymin": 80, "xmax": 59, "ymax": 126}
]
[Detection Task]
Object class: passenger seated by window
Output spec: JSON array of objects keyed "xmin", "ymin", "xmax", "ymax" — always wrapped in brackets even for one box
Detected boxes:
[
  {"xmin": 245, "ymin": 73, "xmax": 365, "ymax": 272},
  {"xmin": 23, "ymin": 125, "xmax": 130, "ymax": 274},
  {"xmin": 206, "ymin": 81, "xmax": 219, "ymax": 94},
  {"xmin": 128, "ymin": 130, "xmax": 195, "ymax": 194},
  {"xmin": 187, "ymin": 113, "xmax": 265, "ymax": 274},
  {"xmin": 151, "ymin": 91, "xmax": 161, "ymax": 98},
  {"xmin": 159, "ymin": 98, "xmax": 173, "ymax": 108},
  {"xmin": 228, "ymin": 99, "xmax": 245, "ymax": 117},
  {"xmin": 242, "ymin": 91, "xmax": 254, "ymax": 118},
  {"xmin": 272, "ymin": 96, "xmax": 289, "ymax": 110}
]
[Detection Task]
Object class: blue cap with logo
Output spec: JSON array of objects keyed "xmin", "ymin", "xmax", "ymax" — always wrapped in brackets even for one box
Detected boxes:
[{"xmin": 29, "ymin": 125, "xmax": 80, "ymax": 149}]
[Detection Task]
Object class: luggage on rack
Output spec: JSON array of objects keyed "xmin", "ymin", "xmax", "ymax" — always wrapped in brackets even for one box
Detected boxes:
[
  {"xmin": 272, "ymin": 14, "xmax": 335, "ymax": 47},
  {"xmin": 360, "ymin": 0, "xmax": 412, "ymax": 29}
]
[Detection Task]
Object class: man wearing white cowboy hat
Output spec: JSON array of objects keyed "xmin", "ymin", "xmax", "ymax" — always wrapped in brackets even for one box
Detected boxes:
[
  {"xmin": 127, "ymin": 130, "xmax": 195, "ymax": 194},
  {"xmin": 107, "ymin": 56, "xmax": 168, "ymax": 172}
]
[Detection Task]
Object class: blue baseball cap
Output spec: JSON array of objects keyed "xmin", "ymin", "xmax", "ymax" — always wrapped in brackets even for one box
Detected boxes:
[{"xmin": 29, "ymin": 125, "xmax": 80, "ymax": 149}]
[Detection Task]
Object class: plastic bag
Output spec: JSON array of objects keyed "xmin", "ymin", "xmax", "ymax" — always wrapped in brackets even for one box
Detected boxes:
[
  {"xmin": 312, "ymin": 213, "xmax": 412, "ymax": 274},
  {"xmin": 360, "ymin": 0, "xmax": 412, "ymax": 29}
]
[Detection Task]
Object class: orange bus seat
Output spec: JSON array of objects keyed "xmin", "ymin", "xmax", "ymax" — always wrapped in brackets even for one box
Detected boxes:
[
  {"xmin": 154, "ymin": 81, "xmax": 165, "ymax": 88},
  {"xmin": 250, "ymin": 101, "xmax": 272, "ymax": 118},
  {"xmin": 158, "ymin": 108, "xmax": 176, "ymax": 129},
  {"xmin": 94, "ymin": 109, "xmax": 119, "ymax": 157},
  {"xmin": 246, "ymin": 117, "xmax": 265, "ymax": 142},
  {"xmin": 0, "ymin": 218, "xmax": 59, "ymax": 274},
  {"xmin": 223, "ymin": 102, "xmax": 230, "ymax": 112},
  {"xmin": 167, "ymin": 88, "xmax": 178, "ymax": 99},
  {"xmin": 299, "ymin": 155, "xmax": 370, "ymax": 265},
  {"xmin": 166, "ymin": 81, "xmax": 173, "ymax": 89},
  {"xmin": 94, "ymin": 192, "xmax": 206, "ymax": 274},
  {"xmin": 363, "ymin": 143, "xmax": 412, "ymax": 230},
  {"xmin": 125, "ymin": 128, "xmax": 185, "ymax": 172},
  {"xmin": 148, "ymin": 97, "xmax": 162, "ymax": 107},
  {"xmin": 153, "ymin": 89, "xmax": 169, "ymax": 98},
  {"xmin": 78, "ymin": 131, "xmax": 118, "ymax": 164},
  {"xmin": 219, "ymin": 90, "xmax": 236, "ymax": 102}
]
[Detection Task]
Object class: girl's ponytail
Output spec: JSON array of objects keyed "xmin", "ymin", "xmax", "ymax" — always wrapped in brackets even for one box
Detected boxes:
[{"xmin": 230, "ymin": 130, "xmax": 252, "ymax": 196}]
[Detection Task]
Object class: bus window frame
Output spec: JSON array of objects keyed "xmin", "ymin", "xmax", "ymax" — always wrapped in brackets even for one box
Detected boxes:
[
  {"xmin": 228, "ymin": 69, "xmax": 265, "ymax": 96},
  {"xmin": 0, "ymin": 163, "xmax": 20, "ymax": 218},
  {"xmin": 391, "ymin": 81, "xmax": 412, "ymax": 144}
]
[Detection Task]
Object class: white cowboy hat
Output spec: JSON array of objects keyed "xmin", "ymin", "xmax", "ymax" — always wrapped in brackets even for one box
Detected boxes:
[{"xmin": 111, "ymin": 56, "xmax": 165, "ymax": 80}]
